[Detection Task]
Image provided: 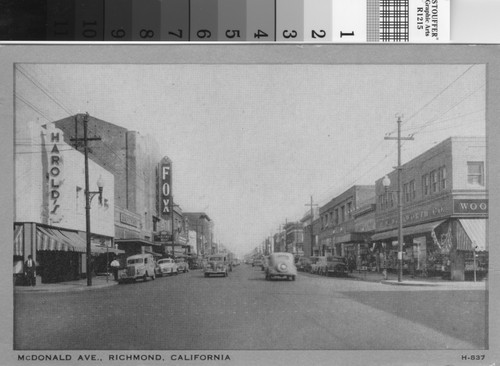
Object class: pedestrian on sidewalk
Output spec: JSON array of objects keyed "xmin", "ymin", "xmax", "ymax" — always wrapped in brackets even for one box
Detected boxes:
[
  {"xmin": 110, "ymin": 258, "xmax": 120, "ymax": 281},
  {"xmin": 24, "ymin": 255, "xmax": 36, "ymax": 287}
]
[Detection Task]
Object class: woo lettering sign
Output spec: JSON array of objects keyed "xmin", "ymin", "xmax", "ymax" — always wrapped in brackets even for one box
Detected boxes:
[
  {"xmin": 160, "ymin": 162, "xmax": 171, "ymax": 220},
  {"xmin": 453, "ymin": 199, "xmax": 488, "ymax": 214}
]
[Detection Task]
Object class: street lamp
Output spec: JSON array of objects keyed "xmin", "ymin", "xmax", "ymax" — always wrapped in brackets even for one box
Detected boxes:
[
  {"xmin": 382, "ymin": 174, "xmax": 403, "ymax": 282},
  {"xmin": 85, "ymin": 175, "xmax": 104, "ymax": 286}
]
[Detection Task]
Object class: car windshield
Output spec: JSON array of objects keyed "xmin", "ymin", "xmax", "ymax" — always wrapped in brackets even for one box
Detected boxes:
[
  {"xmin": 273, "ymin": 255, "xmax": 291, "ymax": 260},
  {"xmin": 127, "ymin": 258, "xmax": 143, "ymax": 264},
  {"xmin": 209, "ymin": 257, "xmax": 224, "ymax": 261},
  {"xmin": 158, "ymin": 259, "xmax": 171, "ymax": 264}
]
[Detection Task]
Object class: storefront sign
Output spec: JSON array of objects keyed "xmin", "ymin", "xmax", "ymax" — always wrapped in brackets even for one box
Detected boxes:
[
  {"xmin": 160, "ymin": 161, "xmax": 172, "ymax": 220},
  {"xmin": 120, "ymin": 212, "xmax": 139, "ymax": 227},
  {"xmin": 48, "ymin": 129, "xmax": 63, "ymax": 223},
  {"xmin": 378, "ymin": 202, "xmax": 451, "ymax": 229},
  {"xmin": 453, "ymin": 199, "xmax": 488, "ymax": 214}
]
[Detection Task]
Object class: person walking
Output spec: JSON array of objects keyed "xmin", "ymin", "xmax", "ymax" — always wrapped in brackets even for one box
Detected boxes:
[
  {"xmin": 110, "ymin": 258, "xmax": 120, "ymax": 281},
  {"xmin": 24, "ymin": 255, "xmax": 36, "ymax": 287}
]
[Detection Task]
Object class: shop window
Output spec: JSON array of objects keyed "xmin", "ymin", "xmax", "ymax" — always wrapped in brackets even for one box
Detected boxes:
[{"xmin": 467, "ymin": 161, "xmax": 484, "ymax": 186}]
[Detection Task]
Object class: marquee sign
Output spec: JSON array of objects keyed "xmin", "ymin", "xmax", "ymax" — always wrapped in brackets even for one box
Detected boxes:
[{"xmin": 48, "ymin": 128, "xmax": 63, "ymax": 223}]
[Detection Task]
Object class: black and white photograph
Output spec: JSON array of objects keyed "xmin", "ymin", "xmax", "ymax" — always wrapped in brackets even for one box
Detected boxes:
[{"xmin": 2, "ymin": 45, "xmax": 500, "ymax": 365}]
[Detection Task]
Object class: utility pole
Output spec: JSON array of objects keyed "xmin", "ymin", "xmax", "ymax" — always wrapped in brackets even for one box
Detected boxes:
[
  {"xmin": 71, "ymin": 113, "xmax": 102, "ymax": 286},
  {"xmin": 305, "ymin": 196, "xmax": 318, "ymax": 257},
  {"xmin": 384, "ymin": 115, "xmax": 414, "ymax": 282}
]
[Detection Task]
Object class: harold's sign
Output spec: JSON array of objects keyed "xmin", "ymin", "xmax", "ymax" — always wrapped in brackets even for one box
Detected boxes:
[{"xmin": 48, "ymin": 130, "xmax": 62, "ymax": 222}]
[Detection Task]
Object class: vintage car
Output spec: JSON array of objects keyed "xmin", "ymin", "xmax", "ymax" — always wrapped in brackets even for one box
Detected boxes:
[
  {"xmin": 156, "ymin": 258, "xmax": 178, "ymax": 276},
  {"xmin": 265, "ymin": 252, "xmax": 297, "ymax": 281},
  {"xmin": 252, "ymin": 258, "xmax": 263, "ymax": 268},
  {"xmin": 118, "ymin": 253, "xmax": 156, "ymax": 283},
  {"xmin": 175, "ymin": 258, "xmax": 189, "ymax": 273},
  {"xmin": 326, "ymin": 256, "xmax": 348, "ymax": 277},
  {"xmin": 310, "ymin": 256, "xmax": 327, "ymax": 275},
  {"xmin": 296, "ymin": 257, "xmax": 312, "ymax": 272},
  {"xmin": 204, "ymin": 254, "xmax": 229, "ymax": 277}
]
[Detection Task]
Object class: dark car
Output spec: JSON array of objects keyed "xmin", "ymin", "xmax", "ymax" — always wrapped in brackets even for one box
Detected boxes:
[{"xmin": 325, "ymin": 256, "xmax": 348, "ymax": 277}]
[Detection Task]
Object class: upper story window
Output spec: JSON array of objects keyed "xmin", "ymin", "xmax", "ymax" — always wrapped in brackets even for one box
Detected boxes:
[
  {"xmin": 341, "ymin": 206, "xmax": 345, "ymax": 222},
  {"xmin": 410, "ymin": 180, "xmax": 416, "ymax": 200},
  {"xmin": 467, "ymin": 161, "xmax": 484, "ymax": 186},
  {"xmin": 431, "ymin": 170, "xmax": 439, "ymax": 193},
  {"xmin": 347, "ymin": 202, "xmax": 352, "ymax": 219},
  {"xmin": 439, "ymin": 166, "xmax": 447, "ymax": 190},
  {"xmin": 404, "ymin": 183, "xmax": 410, "ymax": 203},
  {"xmin": 422, "ymin": 174, "xmax": 430, "ymax": 196},
  {"xmin": 334, "ymin": 209, "xmax": 339, "ymax": 225}
]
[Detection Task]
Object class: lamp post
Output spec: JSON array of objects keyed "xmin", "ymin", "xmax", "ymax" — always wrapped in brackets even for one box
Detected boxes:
[{"xmin": 382, "ymin": 174, "xmax": 403, "ymax": 282}]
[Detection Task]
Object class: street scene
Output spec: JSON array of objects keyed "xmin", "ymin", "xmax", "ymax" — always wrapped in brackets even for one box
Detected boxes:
[{"xmin": 13, "ymin": 62, "xmax": 487, "ymax": 351}]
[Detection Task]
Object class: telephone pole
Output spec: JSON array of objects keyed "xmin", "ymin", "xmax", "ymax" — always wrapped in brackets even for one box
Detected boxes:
[
  {"xmin": 70, "ymin": 113, "xmax": 102, "ymax": 286},
  {"xmin": 384, "ymin": 114, "xmax": 414, "ymax": 282},
  {"xmin": 305, "ymin": 196, "xmax": 318, "ymax": 257}
]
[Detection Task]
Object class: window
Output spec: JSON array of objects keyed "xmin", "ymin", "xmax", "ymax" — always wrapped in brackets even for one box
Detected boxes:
[
  {"xmin": 341, "ymin": 206, "xmax": 345, "ymax": 222},
  {"xmin": 440, "ymin": 166, "xmax": 447, "ymax": 190},
  {"xmin": 431, "ymin": 170, "xmax": 439, "ymax": 193},
  {"xmin": 422, "ymin": 174, "xmax": 430, "ymax": 195},
  {"xmin": 467, "ymin": 162, "xmax": 484, "ymax": 186},
  {"xmin": 347, "ymin": 202, "xmax": 352, "ymax": 219},
  {"xmin": 335, "ymin": 209, "xmax": 339, "ymax": 224},
  {"xmin": 404, "ymin": 183, "xmax": 410, "ymax": 202},
  {"xmin": 410, "ymin": 180, "xmax": 416, "ymax": 200}
]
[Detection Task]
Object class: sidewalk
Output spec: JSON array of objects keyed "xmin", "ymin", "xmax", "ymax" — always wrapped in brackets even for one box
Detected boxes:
[
  {"xmin": 347, "ymin": 269, "xmax": 487, "ymax": 289},
  {"xmin": 14, "ymin": 275, "xmax": 118, "ymax": 293}
]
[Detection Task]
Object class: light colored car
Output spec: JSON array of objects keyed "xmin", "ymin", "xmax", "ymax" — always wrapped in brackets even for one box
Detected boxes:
[
  {"xmin": 204, "ymin": 254, "xmax": 229, "ymax": 277},
  {"xmin": 118, "ymin": 253, "xmax": 156, "ymax": 283},
  {"xmin": 156, "ymin": 258, "xmax": 178, "ymax": 276},
  {"xmin": 265, "ymin": 252, "xmax": 297, "ymax": 281},
  {"xmin": 175, "ymin": 258, "xmax": 189, "ymax": 273}
]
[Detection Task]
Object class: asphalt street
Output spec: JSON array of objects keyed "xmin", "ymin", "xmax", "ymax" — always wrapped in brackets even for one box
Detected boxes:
[{"xmin": 14, "ymin": 264, "xmax": 486, "ymax": 350}]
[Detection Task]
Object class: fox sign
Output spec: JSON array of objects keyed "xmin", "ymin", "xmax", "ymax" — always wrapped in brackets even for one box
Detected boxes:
[{"xmin": 161, "ymin": 162, "xmax": 172, "ymax": 219}]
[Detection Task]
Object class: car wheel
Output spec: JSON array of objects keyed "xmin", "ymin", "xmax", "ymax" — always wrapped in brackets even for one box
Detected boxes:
[{"xmin": 152, "ymin": 273, "xmax": 155, "ymax": 280}]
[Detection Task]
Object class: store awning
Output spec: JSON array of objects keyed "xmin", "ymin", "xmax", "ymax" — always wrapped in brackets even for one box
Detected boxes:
[
  {"xmin": 14, "ymin": 225, "xmax": 23, "ymax": 256},
  {"xmin": 458, "ymin": 219, "xmax": 486, "ymax": 251},
  {"xmin": 372, "ymin": 220, "xmax": 445, "ymax": 241},
  {"xmin": 335, "ymin": 232, "xmax": 372, "ymax": 244},
  {"xmin": 37, "ymin": 227, "xmax": 86, "ymax": 253}
]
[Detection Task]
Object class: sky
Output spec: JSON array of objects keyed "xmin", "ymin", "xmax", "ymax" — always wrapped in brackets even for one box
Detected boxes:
[{"xmin": 14, "ymin": 63, "xmax": 486, "ymax": 257}]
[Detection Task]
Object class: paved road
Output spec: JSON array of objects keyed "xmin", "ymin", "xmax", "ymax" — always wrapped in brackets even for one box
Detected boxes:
[{"xmin": 14, "ymin": 265, "xmax": 486, "ymax": 350}]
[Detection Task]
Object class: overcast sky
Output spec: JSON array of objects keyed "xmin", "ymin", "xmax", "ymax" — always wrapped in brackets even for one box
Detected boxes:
[{"xmin": 15, "ymin": 63, "xmax": 485, "ymax": 256}]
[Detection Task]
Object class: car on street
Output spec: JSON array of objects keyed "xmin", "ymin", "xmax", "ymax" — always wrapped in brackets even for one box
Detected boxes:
[
  {"xmin": 204, "ymin": 254, "xmax": 229, "ymax": 277},
  {"xmin": 175, "ymin": 258, "xmax": 189, "ymax": 273},
  {"xmin": 265, "ymin": 252, "xmax": 297, "ymax": 281},
  {"xmin": 310, "ymin": 256, "xmax": 327, "ymax": 275},
  {"xmin": 252, "ymin": 258, "xmax": 263, "ymax": 268},
  {"xmin": 296, "ymin": 257, "xmax": 311, "ymax": 272},
  {"xmin": 326, "ymin": 256, "xmax": 348, "ymax": 277},
  {"xmin": 118, "ymin": 253, "xmax": 156, "ymax": 283},
  {"xmin": 156, "ymin": 258, "xmax": 178, "ymax": 276}
]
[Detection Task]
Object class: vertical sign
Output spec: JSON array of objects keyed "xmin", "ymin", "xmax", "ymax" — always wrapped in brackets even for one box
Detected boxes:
[
  {"xmin": 160, "ymin": 158, "xmax": 172, "ymax": 220},
  {"xmin": 46, "ymin": 125, "xmax": 63, "ymax": 224}
]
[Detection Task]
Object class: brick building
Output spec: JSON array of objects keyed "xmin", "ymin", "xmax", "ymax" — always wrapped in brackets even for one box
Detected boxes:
[{"xmin": 372, "ymin": 136, "xmax": 487, "ymax": 281}]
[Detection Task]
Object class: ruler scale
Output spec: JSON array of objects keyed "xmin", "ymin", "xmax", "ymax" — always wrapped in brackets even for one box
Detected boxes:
[{"xmin": 0, "ymin": 0, "xmax": 450, "ymax": 42}]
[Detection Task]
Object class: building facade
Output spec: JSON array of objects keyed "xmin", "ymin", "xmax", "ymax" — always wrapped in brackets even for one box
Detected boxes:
[
  {"xmin": 319, "ymin": 185, "xmax": 376, "ymax": 259},
  {"xmin": 14, "ymin": 122, "xmax": 116, "ymax": 283},
  {"xmin": 284, "ymin": 222, "xmax": 304, "ymax": 255},
  {"xmin": 373, "ymin": 137, "xmax": 487, "ymax": 281},
  {"xmin": 184, "ymin": 212, "xmax": 213, "ymax": 256}
]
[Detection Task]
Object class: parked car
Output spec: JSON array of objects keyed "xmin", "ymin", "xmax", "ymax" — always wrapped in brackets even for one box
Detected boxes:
[
  {"xmin": 326, "ymin": 256, "xmax": 348, "ymax": 277},
  {"xmin": 175, "ymin": 258, "xmax": 189, "ymax": 273},
  {"xmin": 252, "ymin": 258, "xmax": 263, "ymax": 268},
  {"xmin": 204, "ymin": 254, "xmax": 229, "ymax": 277},
  {"xmin": 265, "ymin": 252, "xmax": 297, "ymax": 281},
  {"xmin": 310, "ymin": 256, "xmax": 327, "ymax": 275},
  {"xmin": 118, "ymin": 253, "xmax": 156, "ymax": 283},
  {"xmin": 156, "ymin": 258, "xmax": 178, "ymax": 277},
  {"xmin": 296, "ymin": 257, "xmax": 312, "ymax": 272}
]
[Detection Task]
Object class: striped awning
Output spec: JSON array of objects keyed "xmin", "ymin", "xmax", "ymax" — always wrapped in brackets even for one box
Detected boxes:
[
  {"xmin": 14, "ymin": 225, "xmax": 23, "ymax": 256},
  {"xmin": 457, "ymin": 219, "xmax": 487, "ymax": 251},
  {"xmin": 37, "ymin": 227, "xmax": 86, "ymax": 252}
]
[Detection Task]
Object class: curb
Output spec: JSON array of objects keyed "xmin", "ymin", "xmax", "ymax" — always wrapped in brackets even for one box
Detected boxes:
[
  {"xmin": 380, "ymin": 280, "xmax": 439, "ymax": 287},
  {"xmin": 15, "ymin": 282, "xmax": 118, "ymax": 294}
]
